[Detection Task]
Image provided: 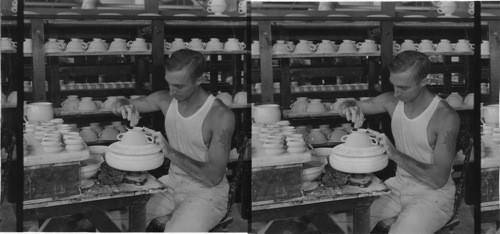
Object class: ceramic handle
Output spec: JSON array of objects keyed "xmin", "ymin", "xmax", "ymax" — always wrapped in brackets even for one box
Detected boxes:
[
  {"xmin": 202, "ymin": 42, "xmax": 207, "ymax": 48},
  {"xmin": 340, "ymin": 135, "xmax": 348, "ymax": 142},
  {"xmin": 370, "ymin": 137, "xmax": 379, "ymax": 145},
  {"xmin": 61, "ymin": 101, "xmax": 67, "ymax": 107},
  {"xmin": 165, "ymin": 42, "xmax": 171, "ymax": 49},
  {"xmin": 74, "ymin": 103, "xmax": 79, "ymax": 110},
  {"xmin": 468, "ymin": 8, "xmax": 474, "ymax": 15},
  {"xmin": 437, "ymin": 8, "xmax": 444, "ymax": 14},
  {"xmin": 238, "ymin": 7, "xmax": 245, "ymax": 14},
  {"xmin": 290, "ymin": 103, "xmax": 295, "ymax": 109},
  {"xmin": 327, "ymin": 133, "xmax": 332, "ymax": 140},
  {"xmin": 127, "ymin": 41, "xmax": 133, "ymax": 47},
  {"xmin": 207, "ymin": 6, "xmax": 214, "ymax": 13},
  {"xmin": 117, "ymin": 133, "xmax": 124, "ymax": 140},
  {"xmin": 94, "ymin": 101, "xmax": 103, "ymax": 108},
  {"xmin": 310, "ymin": 44, "xmax": 317, "ymax": 51},
  {"xmin": 98, "ymin": 131, "xmax": 103, "ymax": 138},
  {"xmin": 240, "ymin": 42, "xmax": 246, "ymax": 49},
  {"xmin": 393, "ymin": 44, "xmax": 401, "ymax": 50},
  {"xmin": 81, "ymin": 42, "xmax": 88, "ymax": 50},
  {"xmin": 356, "ymin": 42, "xmax": 363, "ymax": 49},
  {"xmin": 147, "ymin": 136, "xmax": 154, "ymax": 143}
]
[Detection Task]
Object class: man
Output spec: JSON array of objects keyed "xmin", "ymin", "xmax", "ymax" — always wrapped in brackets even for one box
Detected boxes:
[
  {"xmin": 113, "ymin": 49, "xmax": 235, "ymax": 232},
  {"xmin": 337, "ymin": 51, "xmax": 460, "ymax": 233}
]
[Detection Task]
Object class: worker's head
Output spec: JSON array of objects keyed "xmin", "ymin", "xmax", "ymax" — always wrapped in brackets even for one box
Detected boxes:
[
  {"xmin": 388, "ymin": 51, "xmax": 431, "ymax": 102},
  {"xmin": 164, "ymin": 49, "xmax": 206, "ymax": 100}
]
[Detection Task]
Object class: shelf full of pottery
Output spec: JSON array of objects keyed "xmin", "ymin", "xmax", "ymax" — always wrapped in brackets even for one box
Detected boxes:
[
  {"xmin": 250, "ymin": 39, "xmax": 381, "ymax": 59},
  {"xmin": 163, "ymin": 37, "xmax": 248, "ymax": 54},
  {"xmin": 283, "ymin": 97, "xmax": 360, "ymax": 119},
  {"xmin": 394, "ymin": 38, "xmax": 482, "ymax": 55},
  {"xmin": 22, "ymin": 37, "xmax": 152, "ymax": 56},
  {"xmin": 215, "ymin": 91, "xmax": 250, "ymax": 109},
  {"xmin": 53, "ymin": 95, "xmax": 120, "ymax": 116}
]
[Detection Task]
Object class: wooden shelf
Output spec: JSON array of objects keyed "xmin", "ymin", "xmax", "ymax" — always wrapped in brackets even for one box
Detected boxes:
[
  {"xmin": 228, "ymin": 104, "xmax": 251, "ymax": 109},
  {"xmin": 166, "ymin": 50, "xmax": 249, "ymax": 56},
  {"xmin": 252, "ymin": 52, "xmax": 380, "ymax": 59},
  {"xmin": 1, "ymin": 103, "xmax": 17, "ymax": 109},
  {"xmin": 291, "ymin": 89, "xmax": 370, "ymax": 95},
  {"xmin": 54, "ymin": 108, "xmax": 114, "ymax": 117},
  {"xmin": 1, "ymin": 50, "xmax": 17, "ymax": 54},
  {"xmin": 23, "ymin": 51, "xmax": 152, "ymax": 57}
]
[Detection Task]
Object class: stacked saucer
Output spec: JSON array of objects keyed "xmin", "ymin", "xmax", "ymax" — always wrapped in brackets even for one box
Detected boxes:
[
  {"xmin": 329, "ymin": 129, "xmax": 388, "ymax": 174},
  {"xmin": 106, "ymin": 127, "xmax": 164, "ymax": 171}
]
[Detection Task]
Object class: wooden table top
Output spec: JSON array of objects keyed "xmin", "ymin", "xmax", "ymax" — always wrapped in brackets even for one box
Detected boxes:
[
  {"xmin": 23, "ymin": 173, "xmax": 167, "ymax": 209},
  {"xmin": 252, "ymin": 175, "xmax": 391, "ymax": 210}
]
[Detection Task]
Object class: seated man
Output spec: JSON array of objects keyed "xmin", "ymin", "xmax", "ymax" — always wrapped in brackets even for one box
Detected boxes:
[
  {"xmin": 335, "ymin": 51, "xmax": 459, "ymax": 233},
  {"xmin": 113, "ymin": 49, "xmax": 235, "ymax": 232}
]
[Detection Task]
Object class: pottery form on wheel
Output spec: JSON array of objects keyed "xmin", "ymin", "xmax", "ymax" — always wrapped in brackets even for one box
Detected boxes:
[
  {"xmin": 105, "ymin": 126, "xmax": 164, "ymax": 171},
  {"xmin": 329, "ymin": 128, "xmax": 388, "ymax": 173}
]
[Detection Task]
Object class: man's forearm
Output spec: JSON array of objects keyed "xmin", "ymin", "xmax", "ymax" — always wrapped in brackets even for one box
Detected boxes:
[{"xmin": 392, "ymin": 151, "xmax": 446, "ymax": 189}]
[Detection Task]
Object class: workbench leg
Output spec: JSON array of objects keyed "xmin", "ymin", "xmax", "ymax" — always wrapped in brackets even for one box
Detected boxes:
[
  {"xmin": 83, "ymin": 211, "xmax": 121, "ymax": 232},
  {"xmin": 307, "ymin": 213, "xmax": 345, "ymax": 234},
  {"xmin": 129, "ymin": 204, "xmax": 146, "ymax": 232},
  {"xmin": 353, "ymin": 206, "xmax": 371, "ymax": 234}
]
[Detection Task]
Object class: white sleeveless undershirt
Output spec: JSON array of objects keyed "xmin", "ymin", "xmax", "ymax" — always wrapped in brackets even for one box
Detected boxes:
[
  {"xmin": 165, "ymin": 94, "xmax": 216, "ymax": 176},
  {"xmin": 392, "ymin": 95, "xmax": 441, "ymax": 167}
]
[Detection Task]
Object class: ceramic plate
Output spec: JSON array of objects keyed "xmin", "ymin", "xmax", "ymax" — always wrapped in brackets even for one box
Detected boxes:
[
  {"xmin": 367, "ymin": 14, "xmax": 390, "ymax": 18},
  {"xmin": 403, "ymin": 15, "xmax": 426, "ymax": 18}
]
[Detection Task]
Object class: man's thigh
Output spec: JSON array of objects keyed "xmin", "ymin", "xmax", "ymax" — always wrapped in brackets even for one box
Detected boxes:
[
  {"xmin": 145, "ymin": 189, "xmax": 175, "ymax": 225},
  {"xmin": 370, "ymin": 191, "xmax": 401, "ymax": 231},
  {"xmin": 164, "ymin": 192, "xmax": 227, "ymax": 232},
  {"xmin": 389, "ymin": 202, "xmax": 451, "ymax": 234}
]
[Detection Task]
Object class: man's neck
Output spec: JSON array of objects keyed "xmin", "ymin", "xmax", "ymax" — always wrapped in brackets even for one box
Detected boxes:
[
  {"xmin": 178, "ymin": 87, "xmax": 209, "ymax": 108},
  {"xmin": 405, "ymin": 88, "xmax": 435, "ymax": 110}
]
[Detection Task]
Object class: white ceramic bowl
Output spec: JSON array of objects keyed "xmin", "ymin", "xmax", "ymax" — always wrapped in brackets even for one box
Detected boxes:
[
  {"xmin": 80, "ymin": 154, "xmax": 104, "ymax": 180},
  {"xmin": 302, "ymin": 161, "xmax": 326, "ymax": 182}
]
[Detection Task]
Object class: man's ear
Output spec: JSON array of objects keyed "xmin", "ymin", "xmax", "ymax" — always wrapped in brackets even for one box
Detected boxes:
[
  {"xmin": 421, "ymin": 77, "xmax": 432, "ymax": 87},
  {"xmin": 195, "ymin": 76, "xmax": 204, "ymax": 85}
]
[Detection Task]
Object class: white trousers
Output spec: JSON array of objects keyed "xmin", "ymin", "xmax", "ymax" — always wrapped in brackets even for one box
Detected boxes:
[
  {"xmin": 330, "ymin": 172, "xmax": 455, "ymax": 234},
  {"xmin": 145, "ymin": 172, "xmax": 229, "ymax": 232}
]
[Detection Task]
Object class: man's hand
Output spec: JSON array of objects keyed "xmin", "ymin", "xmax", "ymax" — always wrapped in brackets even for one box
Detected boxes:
[
  {"xmin": 340, "ymin": 105, "xmax": 365, "ymax": 129},
  {"xmin": 143, "ymin": 127, "xmax": 173, "ymax": 160},
  {"xmin": 112, "ymin": 99, "xmax": 141, "ymax": 127},
  {"xmin": 367, "ymin": 129, "xmax": 397, "ymax": 159}
]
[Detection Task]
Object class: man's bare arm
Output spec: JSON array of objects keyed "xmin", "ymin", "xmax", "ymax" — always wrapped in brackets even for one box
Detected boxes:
[{"xmin": 386, "ymin": 108, "xmax": 460, "ymax": 189}]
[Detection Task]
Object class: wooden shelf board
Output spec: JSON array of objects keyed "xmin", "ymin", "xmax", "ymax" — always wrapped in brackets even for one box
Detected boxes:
[
  {"xmin": 394, "ymin": 21, "xmax": 478, "ymax": 28},
  {"xmin": 252, "ymin": 52, "xmax": 380, "ymax": 59},
  {"xmin": 229, "ymin": 104, "xmax": 251, "ymax": 109},
  {"xmin": 54, "ymin": 108, "xmax": 115, "ymax": 117},
  {"xmin": 34, "ymin": 51, "xmax": 152, "ymax": 57},
  {"xmin": 1, "ymin": 50, "xmax": 17, "ymax": 54},
  {"xmin": 291, "ymin": 89, "xmax": 369, "ymax": 94},
  {"xmin": 165, "ymin": 50, "xmax": 249, "ymax": 55},
  {"xmin": 1, "ymin": 103, "xmax": 18, "ymax": 109},
  {"xmin": 283, "ymin": 110, "xmax": 341, "ymax": 119},
  {"xmin": 273, "ymin": 21, "xmax": 380, "ymax": 28}
]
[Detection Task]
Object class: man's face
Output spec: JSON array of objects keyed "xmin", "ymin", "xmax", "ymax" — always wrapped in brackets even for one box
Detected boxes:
[
  {"xmin": 165, "ymin": 67, "xmax": 200, "ymax": 101},
  {"xmin": 389, "ymin": 69, "xmax": 423, "ymax": 103}
]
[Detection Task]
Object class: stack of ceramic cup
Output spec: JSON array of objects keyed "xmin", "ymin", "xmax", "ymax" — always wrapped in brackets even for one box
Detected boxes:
[
  {"xmin": 286, "ymin": 133, "xmax": 306, "ymax": 153},
  {"xmin": 41, "ymin": 131, "xmax": 64, "ymax": 153},
  {"xmin": 481, "ymin": 125, "xmax": 500, "ymax": 157},
  {"xmin": 63, "ymin": 133, "xmax": 85, "ymax": 151}
]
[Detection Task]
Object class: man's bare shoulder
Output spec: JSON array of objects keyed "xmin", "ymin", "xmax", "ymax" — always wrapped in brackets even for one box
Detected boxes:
[
  {"xmin": 209, "ymin": 99, "xmax": 236, "ymax": 129},
  {"xmin": 434, "ymin": 100, "xmax": 460, "ymax": 128}
]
